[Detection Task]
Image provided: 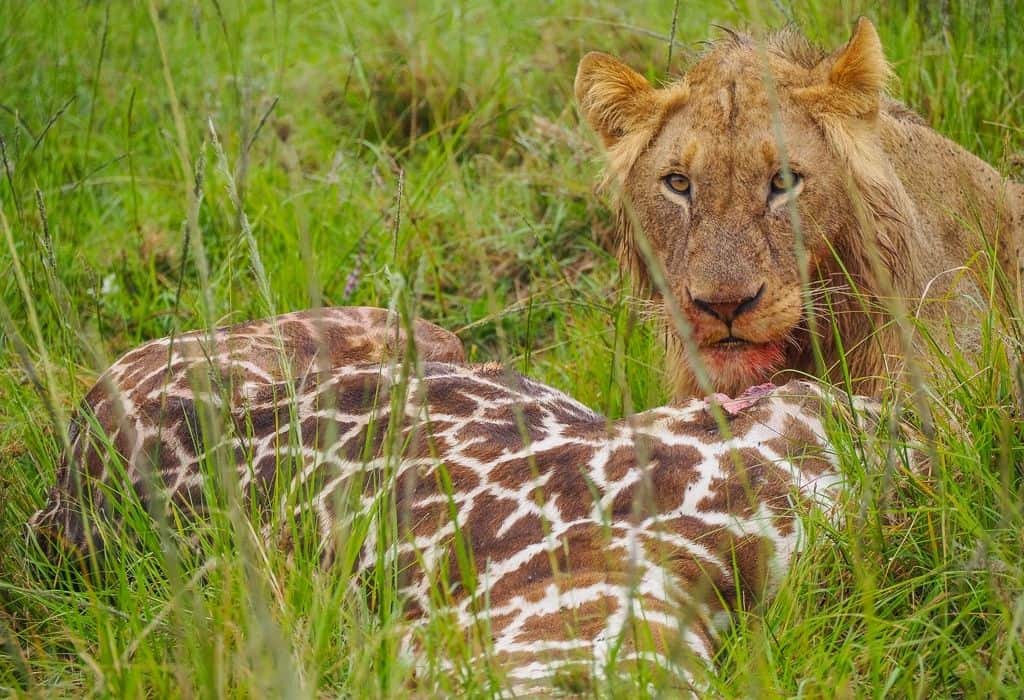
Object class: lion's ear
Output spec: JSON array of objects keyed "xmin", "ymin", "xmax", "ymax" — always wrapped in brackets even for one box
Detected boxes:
[
  {"xmin": 795, "ymin": 17, "xmax": 891, "ymax": 119},
  {"xmin": 575, "ymin": 52, "xmax": 660, "ymax": 147}
]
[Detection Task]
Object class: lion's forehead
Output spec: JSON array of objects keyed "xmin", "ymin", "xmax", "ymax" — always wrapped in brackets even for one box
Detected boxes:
[
  {"xmin": 652, "ymin": 104, "xmax": 819, "ymax": 180},
  {"xmin": 691, "ymin": 72, "xmax": 770, "ymax": 125},
  {"xmin": 649, "ymin": 55, "xmax": 827, "ymax": 180}
]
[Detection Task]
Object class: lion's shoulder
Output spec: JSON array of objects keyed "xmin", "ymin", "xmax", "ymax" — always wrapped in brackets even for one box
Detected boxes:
[{"xmin": 882, "ymin": 98, "xmax": 927, "ymax": 125}]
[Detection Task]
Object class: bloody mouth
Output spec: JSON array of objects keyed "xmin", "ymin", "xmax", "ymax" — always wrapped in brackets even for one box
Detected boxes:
[{"xmin": 700, "ymin": 338, "xmax": 786, "ymax": 376}]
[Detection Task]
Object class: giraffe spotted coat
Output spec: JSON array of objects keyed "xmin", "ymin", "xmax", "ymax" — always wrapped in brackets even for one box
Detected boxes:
[{"xmin": 28, "ymin": 307, "xmax": 874, "ymax": 694}]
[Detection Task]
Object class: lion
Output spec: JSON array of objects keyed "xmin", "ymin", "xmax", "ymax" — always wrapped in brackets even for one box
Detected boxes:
[{"xmin": 575, "ymin": 18, "xmax": 1024, "ymax": 398}]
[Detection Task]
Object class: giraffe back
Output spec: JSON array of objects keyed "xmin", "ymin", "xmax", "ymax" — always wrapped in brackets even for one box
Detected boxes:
[{"xmin": 28, "ymin": 308, "xmax": 874, "ymax": 693}]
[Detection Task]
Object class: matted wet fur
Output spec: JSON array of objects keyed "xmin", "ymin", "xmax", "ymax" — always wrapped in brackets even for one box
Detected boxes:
[{"xmin": 576, "ymin": 18, "xmax": 1024, "ymax": 399}]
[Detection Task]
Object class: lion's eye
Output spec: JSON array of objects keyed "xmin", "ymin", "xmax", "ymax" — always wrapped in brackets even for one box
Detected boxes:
[
  {"xmin": 770, "ymin": 170, "xmax": 803, "ymax": 197},
  {"xmin": 662, "ymin": 173, "xmax": 691, "ymax": 196}
]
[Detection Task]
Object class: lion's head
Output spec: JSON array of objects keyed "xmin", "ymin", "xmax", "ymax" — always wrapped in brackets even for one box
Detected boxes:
[{"xmin": 576, "ymin": 19, "xmax": 917, "ymax": 398}]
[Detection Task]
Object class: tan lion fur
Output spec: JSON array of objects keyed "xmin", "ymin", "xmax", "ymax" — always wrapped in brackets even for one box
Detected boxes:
[{"xmin": 576, "ymin": 18, "xmax": 1024, "ymax": 398}]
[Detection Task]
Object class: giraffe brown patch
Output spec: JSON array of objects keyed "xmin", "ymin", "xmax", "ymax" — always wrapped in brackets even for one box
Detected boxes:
[
  {"xmin": 399, "ymin": 423, "xmax": 455, "ymax": 459},
  {"xmin": 238, "ymin": 401, "xmax": 298, "ymax": 440},
  {"xmin": 538, "ymin": 444, "xmax": 600, "ymax": 521},
  {"xmin": 170, "ymin": 480, "xmax": 209, "ymax": 518},
  {"xmin": 640, "ymin": 532, "xmax": 730, "ymax": 611},
  {"xmin": 407, "ymin": 499, "xmax": 451, "ymax": 537},
  {"xmin": 486, "ymin": 548, "xmax": 559, "ymax": 604},
  {"xmin": 394, "ymin": 467, "xmax": 438, "ymax": 507},
  {"xmin": 417, "ymin": 419, "xmax": 458, "ymax": 439},
  {"xmin": 76, "ymin": 431, "xmax": 109, "ymax": 484},
  {"xmin": 333, "ymin": 373, "xmax": 390, "ymax": 416},
  {"xmin": 254, "ymin": 453, "xmax": 279, "ymax": 485},
  {"xmin": 763, "ymin": 434, "xmax": 832, "ymax": 476},
  {"xmin": 485, "ymin": 510, "xmax": 549, "ymax": 563},
  {"xmin": 459, "ymin": 410, "xmax": 548, "ymax": 463},
  {"xmin": 515, "ymin": 594, "xmax": 618, "ymax": 643},
  {"xmin": 650, "ymin": 517, "xmax": 772, "ymax": 609},
  {"xmin": 413, "ymin": 323, "xmax": 465, "ymax": 362},
  {"xmin": 659, "ymin": 513, "xmax": 730, "ymax": 548},
  {"xmin": 79, "ymin": 382, "xmax": 113, "ymax": 414},
  {"xmin": 546, "ymin": 397, "xmax": 602, "ymax": 426},
  {"xmin": 692, "ymin": 400, "xmax": 776, "ymax": 442},
  {"xmin": 699, "ymin": 448, "xmax": 793, "ymax": 520},
  {"xmin": 471, "ymin": 406, "xmax": 548, "ymax": 442},
  {"xmin": 552, "ymin": 522, "xmax": 624, "ymax": 579},
  {"xmin": 629, "ymin": 620, "xmax": 676, "ymax": 657},
  {"xmin": 238, "ymin": 379, "xmax": 288, "ymax": 406},
  {"xmin": 424, "ymin": 378, "xmax": 480, "ymax": 416},
  {"xmin": 483, "ymin": 609, "xmax": 518, "ymax": 638},
  {"xmin": 128, "ymin": 366, "xmax": 176, "ymax": 401},
  {"xmin": 646, "ymin": 443, "xmax": 703, "ymax": 514},
  {"xmin": 110, "ymin": 424, "xmax": 137, "ymax": 466},
  {"xmin": 489, "ymin": 454, "xmax": 547, "ymax": 487},
  {"xmin": 458, "ymin": 379, "xmax": 515, "ymax": 404},
  {"xmin": 340, "ymin": 418, "xmax": 390, "ymax": 462},
  {"xmin": 138, "ymin": 434, "xmax": 180, "ymax": 473},
  {"xmin": 321, "ymin": 324, "xmax": 377, "ymax": 364},
  {"xmin": 780, "ymin": 413, "xmax": 827, "ymax": 450},
  {"xmin": 439, "ymin": 461, "xmax": 481, "ymax": 492},
  {"xmin": 603, "ymin": 446, "xmax": 635, "ymax": 482},
  {"xmin": 421, "ymin": 363, "xmax": 458, "ymax": 378},
  {"xmin": 299, "ymin": 416, "xmax": 358, "ymax": 450},
  {"xmin": 562, "ymin": 419, "xmax": 607, "ymax": 441},
  {"xmin": 561, "ymin": 594, "xmax": 620, "ymax": 641},
  {"xmin": 721, "ymin": 403, "xmax": 774, "ymax": 438},
  {"xmin": 727, "ymin": 534, "xmax": 775, "ymax": 604},
  {"xmin": 119, "ymin": 350, "xmax": 170, "ymax": 389},
  {"xmin": 631, "ymin": 591, "xmax": 680, "ymax": 619},
  {"xmin": 395, "ymin": 461, "xmax": 480, "ymax": 510},
  {"xmin": 459, "ymin": 492, "xmax": 534, "ymax": 563},
  {"xmin": 117, "ymin": 342, "xmax": 159, "ymax": 367},
  {"xmin": 611, "ymin": 483, "xmax": 638, "ymax": 518}
]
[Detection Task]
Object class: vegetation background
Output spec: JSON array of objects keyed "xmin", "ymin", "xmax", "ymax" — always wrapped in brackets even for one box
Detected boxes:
[{"xmin": 1, "ymin": 0, "xmax": 1022, "ymax": 696}]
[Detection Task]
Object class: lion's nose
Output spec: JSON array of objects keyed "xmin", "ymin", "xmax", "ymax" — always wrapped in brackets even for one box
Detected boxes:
[{"xmin": 690, "ymin": 283, "xmax": 766, "ymax": 323}]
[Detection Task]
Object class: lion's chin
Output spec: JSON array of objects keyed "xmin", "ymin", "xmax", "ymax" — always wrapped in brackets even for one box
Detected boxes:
[{"xmin": 699, "ymin": 339, "xmax": 786, "ymax": 395}]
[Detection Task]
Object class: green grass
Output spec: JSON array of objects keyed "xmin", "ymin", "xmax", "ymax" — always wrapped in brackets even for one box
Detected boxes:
[{"xmin": 1, "ymin": 0, "xmax": 1023, "ymax": 696}]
